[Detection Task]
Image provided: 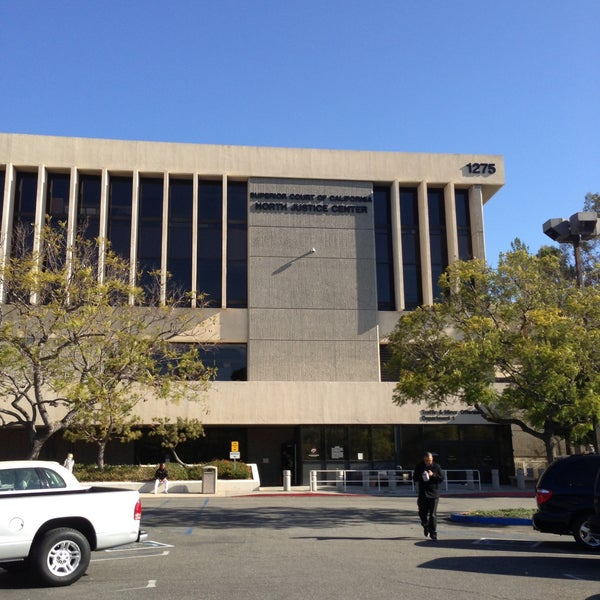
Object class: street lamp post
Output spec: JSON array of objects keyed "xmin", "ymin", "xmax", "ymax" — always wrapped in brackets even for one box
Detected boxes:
[{"xmin": 543, "ymin": 212, "xmax": 600, "ymax": 453}]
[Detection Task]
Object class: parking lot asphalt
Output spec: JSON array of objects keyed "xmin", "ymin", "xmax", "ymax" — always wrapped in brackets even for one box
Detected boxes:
[{"xmin": 3, "ymin": 491, "xmax": 598, "ymax": 600}]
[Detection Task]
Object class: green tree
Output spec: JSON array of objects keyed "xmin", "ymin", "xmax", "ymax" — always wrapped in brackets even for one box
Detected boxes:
[
  {"xmin": 0, "ymin": 222, "xmax": 213, "ymax": 462},
  {"xmin": 148, "ymin": 417, "xmax": 206, "ymax": 466},
  {"xmin": 387, "ymin": 242, "xmax": 600, "ymax": 461}
]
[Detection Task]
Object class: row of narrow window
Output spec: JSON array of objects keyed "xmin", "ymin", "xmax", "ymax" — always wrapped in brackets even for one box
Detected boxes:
[
  {"xmin": 0, "ymin": 171, "xmax": 471, "ymax": 312},
  {"xmin": 374, "ymin": 185, "xmax": 472, "ymax": 310},
  {"xmin": 0, "ymin": 171, "xmax": 247, "ymax": 308}
]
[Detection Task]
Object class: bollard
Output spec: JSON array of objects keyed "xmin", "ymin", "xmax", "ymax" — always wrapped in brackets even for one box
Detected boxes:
[
  {"xmin": 491, "ymin": 469, "xmax": 500, "ymax": 489},
  {"xmin": 310, "ymin": 470, "xmax": 317, "ymax": 492},
  {"xmin": 466, "ymin": 470, "xmax": 474, "ymax": 490},
  {"xmin": 516, "ymin": 467, "xmax": 526, "ymax": 489},
  {"xmin": 336, "ymin": 469, "xmax": 344, "ymax": 491},
  {"xmin": 362, "ymin": 470, "xmax": 370, "ymax": 490},
  {"xmin": 283, "ymin": 469, "xmax": 291, "ymax": 491},
  {"xmin": 388, "ymin": 470, "xmax": 397, "ymax": 491}
]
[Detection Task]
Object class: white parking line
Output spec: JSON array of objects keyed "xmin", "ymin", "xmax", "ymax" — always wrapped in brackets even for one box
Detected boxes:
[
  {"xmin": 116, "ymin": 579, "xmax": 157, "ymax": 591},
  {"xmin": 92, "ymin": 550, "xmax": 170, "ymax": 562},
  {"xmin": 104, "ymin": 540, "xmax": 173, "ymax": 551}
]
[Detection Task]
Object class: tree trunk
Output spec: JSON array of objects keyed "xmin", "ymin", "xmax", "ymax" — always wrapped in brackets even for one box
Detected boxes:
[
  {"xmin": 28, "ymin": 424, "xmax": 59, "ymax": 459},
  {"xmin": 543, "ymin": 433, "xmax": 556, "ymax": 464},
  {"xmin": 96, "ymin": 440, "xmax": 107, "ymax": 470},
  {"xmin": 170, "ymin": 448, "xmax": 188, "ymax": 467}
]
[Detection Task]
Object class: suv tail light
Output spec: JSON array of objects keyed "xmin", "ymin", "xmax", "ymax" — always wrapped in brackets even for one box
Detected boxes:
[
  {"xmin": 134, "ymin": 499, "xmax": 143, "ymax": 521},
  {"xmin": 536, "ymin": 488, "xmax": 553, "ymax": 506}
]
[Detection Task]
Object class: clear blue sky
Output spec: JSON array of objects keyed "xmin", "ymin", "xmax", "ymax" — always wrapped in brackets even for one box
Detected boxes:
[{"xmin": 1, "ymin": 1, "xmax": 598, "ymax": 264}]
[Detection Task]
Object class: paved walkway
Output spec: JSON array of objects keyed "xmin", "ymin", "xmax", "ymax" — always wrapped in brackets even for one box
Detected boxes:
[{"xmin": 141, "ymin": 483, "xmax": 536, "ymax": 500}]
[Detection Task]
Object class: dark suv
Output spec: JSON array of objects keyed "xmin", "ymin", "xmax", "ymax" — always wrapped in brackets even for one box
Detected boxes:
[{"xmin": 533, "ymin": 454, "xmax": 600, "ymax": 549}]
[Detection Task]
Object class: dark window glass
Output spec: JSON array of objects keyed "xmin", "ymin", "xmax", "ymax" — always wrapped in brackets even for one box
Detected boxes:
[
  {"xmin": 168, "ymin": 179, "xmax": 193, "ymax": 299},
  {"xmin": 43, "ymin": 173, "xmax": 71, "ymax": 268},
  {"xmin": 372, "ymin": 426, "xmax": 395, "ymax": 461},
  {"xmin": 227, "ymin": 181, "xmax": 247, "ymax": 308},
  {"xmin": 428, "ymin": 188, "xmax": 447, "ymax": 300},
  {"xmin": 138, "ymin": 177, "xmax": 163, "ymax": 303},
  {"xmin": 46, "ymin": 172, "xmax": 70, "ymax": 223},
  {"xmin": 108, "ymin": 176, "xmax": 133, "ymax": 259},
  {"xmin": 198, "ymin": 227, "xmax": 222, "ymax": 259},
  {"xmin": 197, "ymin": 179, "xmax": 222, "ymax": 306},
  {"xmin": 301, "ymin": 426, "xmax": 324, "ymax": 462},
  {"xmin": 373, "ymin": 186, "xmax": 395, "ymax": 311},
  {"xmin": 198, "ymin": 344, "xmax": 247, "ymax": 381},
  {"xmin": 77, "ymin": 174, "xmax": 101, "ymax": 240},
  {"xmin": 400, "ymin": 187, "xmax": 422, "ymax": 309},
  {"xmin": 325, "ymin": 426, "xmax": 347, "ymax": 462},
  {"xmin": 455, "ymin": 188, "xmax": 472, "ymax": 260},
  {"xmin": 12, "ymin": 171, "xmax": 38, "ymax": 252},
  {"xmin": 349, "ymin": 426, "xmax": 371, "ymax": 461},
  {"xmin": 379, "ymin": 344, "xmax": 400, "ymax": 382}
]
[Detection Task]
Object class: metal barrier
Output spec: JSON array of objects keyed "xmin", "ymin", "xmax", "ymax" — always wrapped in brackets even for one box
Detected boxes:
[
  {"xmin": 309, "ymin": 469, "xmax": 415, "ymax": 493},
  {"xmin": 443, "ymin": 469, "xmax": 481, "ymax": 491},
  {"xmin": 308, "ymin": 468, "xmax": 482, "ymax": 493}
]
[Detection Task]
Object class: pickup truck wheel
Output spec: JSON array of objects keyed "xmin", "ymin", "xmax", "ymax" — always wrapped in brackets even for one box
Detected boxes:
[
  {"xmin": 573, "ymin": 515, "xmax": 600, "ymax": 550},
  {"xmin": 31, "ymin": 528, "xmax": 91, "ymax": 586}
]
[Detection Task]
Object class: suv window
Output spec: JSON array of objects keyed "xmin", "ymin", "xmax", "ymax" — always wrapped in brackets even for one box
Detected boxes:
[{"xmin": 553, "ymin": 458, "xmax": 593, "ymax": 487}]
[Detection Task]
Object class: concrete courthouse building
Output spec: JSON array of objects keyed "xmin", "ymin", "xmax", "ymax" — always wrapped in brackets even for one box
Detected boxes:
[{"xmin": 0, "ymin": 133, "xmax": 519, "ymax": 485}]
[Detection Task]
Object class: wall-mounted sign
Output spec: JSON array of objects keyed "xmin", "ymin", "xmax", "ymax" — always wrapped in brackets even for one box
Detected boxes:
[
  {"xmin": 331, "ymin": 445, "xmax": 344, "ymax": 459},
  {"xmin": 463, "ymin": 162, "xmax": 496, "ymax": 175},
  {"xmin": 420, "ymin": 408, "xmax": 480, "ymax": 422},
  {"xmin": 250, "ymin": 191, "xmax": 372, "ymax": 214}
]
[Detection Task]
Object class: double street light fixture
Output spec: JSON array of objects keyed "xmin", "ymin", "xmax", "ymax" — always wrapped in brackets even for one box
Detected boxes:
[
  {"xmin": 543, "ymin": 211, "xmax": 600, "ymax": 452},
  {"xmin": 543, "ymin": 211, "xmax": 600, "ymax": 288}
]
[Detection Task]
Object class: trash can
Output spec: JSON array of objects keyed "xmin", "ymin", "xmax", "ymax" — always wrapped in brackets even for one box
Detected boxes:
[{"xmin": 202, "ymin": 466, "xmax": 218, "ymax": 494}]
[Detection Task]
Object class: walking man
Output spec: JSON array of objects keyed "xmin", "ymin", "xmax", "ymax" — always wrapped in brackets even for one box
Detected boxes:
[{"xmin": 412, "ymin": 452, "xmax": 444, "ymax": 540}]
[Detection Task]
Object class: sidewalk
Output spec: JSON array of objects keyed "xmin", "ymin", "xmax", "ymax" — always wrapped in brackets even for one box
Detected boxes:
[{"xmin": 140, "ymin": 483, "xmax": 536, "ymax": 499}]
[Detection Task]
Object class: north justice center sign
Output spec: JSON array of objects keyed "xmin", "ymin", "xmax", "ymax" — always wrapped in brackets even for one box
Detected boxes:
[{"xmin": 250, "ymin": 190, "xmax": 372, "ymax": 214}]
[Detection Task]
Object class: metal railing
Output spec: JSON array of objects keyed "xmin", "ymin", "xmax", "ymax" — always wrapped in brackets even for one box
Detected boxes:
[
  {"xmin": 309, "ymin": 469, "xmax": 415, "ymax": 493},
  {"xmin": 442, "ymin": 469, "xmax": 482, "ymax": 491},
  {"xmin": 308, "ymin": 468, "xmax": 482, "ymax": 493}
]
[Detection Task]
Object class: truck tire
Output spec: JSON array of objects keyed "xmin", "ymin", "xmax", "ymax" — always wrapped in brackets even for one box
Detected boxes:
[
  {"xmin": 30, "ymin": 527, "xmax": 91, "ymax": 586},
  {"xmin": 573, "ymin": 515, "xmax": 600, "ymax": 550}
]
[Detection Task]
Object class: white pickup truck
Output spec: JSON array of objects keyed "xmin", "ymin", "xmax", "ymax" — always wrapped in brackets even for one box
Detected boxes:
[{"xmin": 0, "ymin": 460, "xmax": 147, "ymax": 586}]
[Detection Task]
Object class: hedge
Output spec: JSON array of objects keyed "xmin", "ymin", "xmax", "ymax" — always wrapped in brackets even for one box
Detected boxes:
[{"xmin": 73, "ymin": 460, "xmax": 252, "ymax": 481}]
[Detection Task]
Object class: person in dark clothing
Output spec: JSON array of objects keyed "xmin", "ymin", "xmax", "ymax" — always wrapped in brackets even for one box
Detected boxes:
[
  {"xmin": 154, "ymin": 463, "xmax": 169, "ymax": 494},
  {"xmin": 412, "ymin": 452, "xmax": 444, "ymax": 540}
]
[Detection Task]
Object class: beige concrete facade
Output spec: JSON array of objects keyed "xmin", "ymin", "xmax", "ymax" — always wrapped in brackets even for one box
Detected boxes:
[
  {"xmin": 0, "ymin": 132, "xmax": 505, "ymax": 424},
  {"xmin": 1, "ymin": 133, "xmax": 520, "ymax": 482}
]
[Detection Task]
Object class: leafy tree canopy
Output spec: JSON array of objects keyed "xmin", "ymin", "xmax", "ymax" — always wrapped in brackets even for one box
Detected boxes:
[
  {"xmin": 387, "ymin": 241, "xmax": 600, "ymax": 461},
  {"xmin": 0, "ymin": 222, "xmax": 214, "ymax": 462}
]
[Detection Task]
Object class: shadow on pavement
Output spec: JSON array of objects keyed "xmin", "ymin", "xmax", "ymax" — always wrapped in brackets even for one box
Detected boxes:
[
  {"xmin": 141, "ymin": 504, "xmax": 416, "ymax": 530},
  {"xmin": 419, "ymin": 553, "xmax": 600, "ymax": 582}
]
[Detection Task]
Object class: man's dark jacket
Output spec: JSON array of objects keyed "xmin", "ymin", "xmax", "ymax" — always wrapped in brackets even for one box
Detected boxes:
[
  {"xmin": 155, "ymin": 467, "xmax": 168, "ymax": 480},
  {"xmin": 412, "ymin": 461, "xmax": 444, "ymax": 499}
]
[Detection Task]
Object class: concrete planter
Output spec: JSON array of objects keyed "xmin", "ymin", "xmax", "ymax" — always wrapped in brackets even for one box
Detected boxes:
[{"xmin": 85, "ymin": 463, "xmax": 261, "ymax": 495}]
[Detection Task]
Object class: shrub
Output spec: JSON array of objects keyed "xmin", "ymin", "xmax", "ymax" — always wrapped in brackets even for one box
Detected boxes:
[{"xmin": 206, "ymin": 459, "xmax": 251, "ymax": 480}]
